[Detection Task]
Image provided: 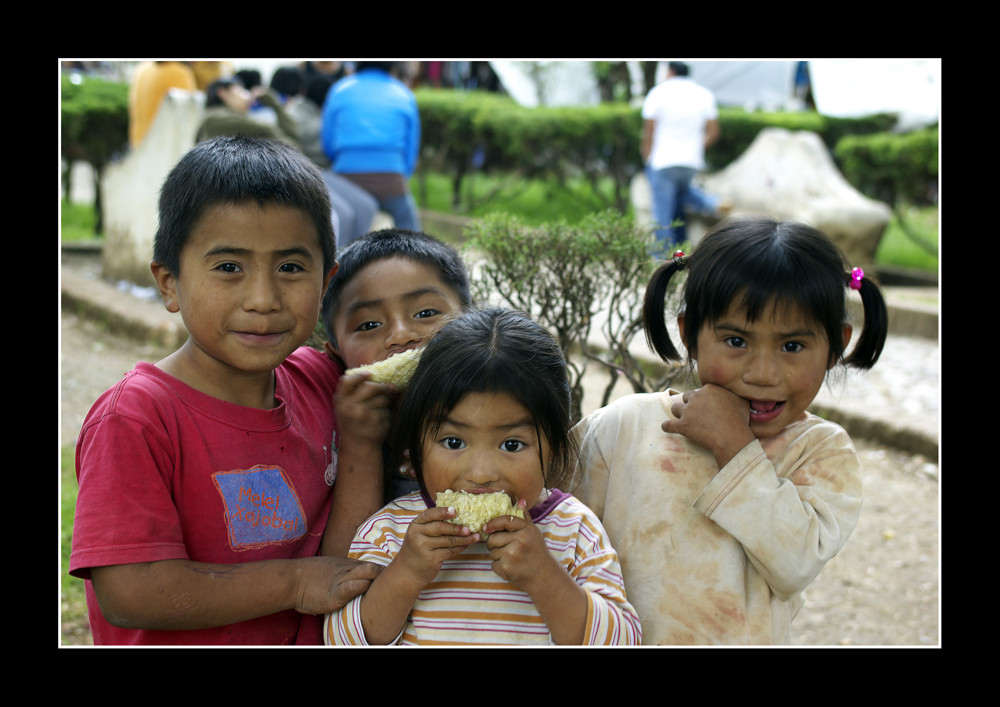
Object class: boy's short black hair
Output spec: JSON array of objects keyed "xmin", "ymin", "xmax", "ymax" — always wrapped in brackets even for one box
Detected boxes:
[
  {"xmin": 153, "ymin": 135, "xmax": 336, "ymax": 276},
  {"xmin": 321, "ymin": 228, "xmax": 472, "ymax": 346},
  {"xmin": 668, "ymin": 61, "xmax": 690, "ymax": 76}
]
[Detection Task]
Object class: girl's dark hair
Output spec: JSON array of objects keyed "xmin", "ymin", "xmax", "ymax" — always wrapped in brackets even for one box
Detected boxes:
[
  {"xmin": 643, "ymin": 216, "xmax": 888, "ymax": 370},
  {"xmin": 153, "ymin": 135, "xmax": 336, "ymax": 276},
  {"xmin": 391, "ymin": 308, "xmax": 576, "ymax": 493}
]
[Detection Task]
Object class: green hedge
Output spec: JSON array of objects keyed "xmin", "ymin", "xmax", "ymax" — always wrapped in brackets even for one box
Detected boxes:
[
  {"xmin": 60, "ymin": 74, "xmax": 129, "ymax": 171},
  {"xmin": 834, "ymin": 126, "xmax": 939, "ymax": 206},
  {"xmin": 59, "ymin": 78, "xmax": 938, "ymax": 223},
  {"xmin": 60, "ymin": 74, "xmax": 130, "ymax": 233},
  {"xmin": 706, "ymin": 107, "xmax": 897, "ymax": 170},
  {"xmin": 416, "ymin": 89, "xmax": 934, "ymax": 209}
]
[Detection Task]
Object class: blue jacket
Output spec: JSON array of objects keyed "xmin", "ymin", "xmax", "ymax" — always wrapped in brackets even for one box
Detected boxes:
[{"xmin": 320, "ymin": 69, "xmax": 420, "ymax": 176}]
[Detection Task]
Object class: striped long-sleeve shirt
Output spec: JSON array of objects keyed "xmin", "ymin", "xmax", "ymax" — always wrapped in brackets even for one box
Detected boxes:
[{"xmin": 324, "ymin": 489, "xmax": 641, "ymax": 645}]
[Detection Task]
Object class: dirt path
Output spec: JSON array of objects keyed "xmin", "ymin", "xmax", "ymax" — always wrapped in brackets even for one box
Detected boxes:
[{"xmin": 59, "ymin": 310, "xmax": 940, "ymax": 647}]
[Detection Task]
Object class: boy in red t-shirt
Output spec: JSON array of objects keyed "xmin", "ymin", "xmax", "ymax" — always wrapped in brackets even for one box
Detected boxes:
[{"xmin": 70, "ymin": 136, "xmax": 383, "ymax": 645}]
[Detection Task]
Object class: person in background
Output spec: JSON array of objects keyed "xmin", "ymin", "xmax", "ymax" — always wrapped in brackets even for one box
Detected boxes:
[
  {"xmin": 189, "ymin": 61, "xmax": 232, "ymax": 92},
  {"xmin": 128, "ymin": 61, "xmax": 197, "ymax": 148},
  {"xmin": 197, "ymin": 77, "xmax": 299, "ymax": 144},
  {"xmin": 269, "ymin": 66, "xmax": 306, "ymax": 105},
  {"xmin": 321, "ymin": 61, "xmax": 422, "ymax": 231},
  {"xmin": 641, "ymin": 61, "xmax": 727, "ymax": 249},
  {"xmin": 287, "ymin": 70, "xmax": 378, "ymax": 249}
]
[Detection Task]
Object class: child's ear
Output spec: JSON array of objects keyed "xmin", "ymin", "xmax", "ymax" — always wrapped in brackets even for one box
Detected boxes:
[
  {"xmin": 830, "ymin": 323, "xmax": 854, "ymax": 370},
  {"xmin": 323, "ymin": 340, "xmax": 346, "ymax": 368},
  {"xmin": 150, "ymin": 262, "xmax": 180, "ymax": 313}
]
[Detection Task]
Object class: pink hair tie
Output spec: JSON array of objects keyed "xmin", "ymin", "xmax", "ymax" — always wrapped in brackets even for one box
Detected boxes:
[
  {"xmin": 849, "ymin": 267, "xmax": 864, "ymax": 290},
  {"xmin": 672, "ymin": 250, "xmax": 688, "ymax": 270}
]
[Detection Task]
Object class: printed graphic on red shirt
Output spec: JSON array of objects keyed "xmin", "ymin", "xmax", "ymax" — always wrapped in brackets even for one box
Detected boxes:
[{"xmin": 212, "ymin": 465, "xmax": 308, "ymax": 550}]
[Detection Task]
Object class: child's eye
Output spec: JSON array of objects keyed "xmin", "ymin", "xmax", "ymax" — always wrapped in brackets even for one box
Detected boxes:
[
  {"xmin": 415, "ymin": 308, "xmax": 440, "ymax": 319},
  {"xmin": 278, "ymin": 262, "xmax": 305, "ymax": 273},
  {"xmin": 355, "ymin": 321, "xmax": 382, "ymax": 332},
  {"xmin": 216, "ymin": 262, "xmax": 242, "ymax": 273},
  {"xmin": 723, "ymin": 336, "xmax": 746, "ymax": 348},
  {"xmin": 442, "ymin": 436, "xmax": 465, "ymax": 450},
  {"xmin": 782, "ymin": 341, "xmax": 805, "ymax": 353},
  {"xmin": 501, "ymin": 439, "xmax": 526, "ymax": 452}
]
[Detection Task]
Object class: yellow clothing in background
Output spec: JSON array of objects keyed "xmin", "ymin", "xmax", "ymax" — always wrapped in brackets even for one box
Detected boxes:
[{"xmin": 128, "ymin": 61, "xmax": 197, "ymax": 148}]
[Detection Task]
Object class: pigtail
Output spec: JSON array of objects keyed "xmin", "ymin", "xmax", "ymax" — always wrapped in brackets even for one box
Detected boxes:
[
  {"xmin": 843, "ymin": 273, "xmax": 889, "ymax": 370},
  {"xmin": 642, "ymin": 256, "xmax": 686, "ymax": 362}
]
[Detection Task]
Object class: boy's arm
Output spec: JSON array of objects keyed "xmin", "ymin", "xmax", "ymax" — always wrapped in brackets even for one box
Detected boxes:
[
  {"xmin": 90, "ymin": 555, "xmax": 380, "ymax": 631},
  {"xmin": 323, "ymin": 439, "xmax": 385, "ymax": 556},
  {"xmin": 321, "ymin": 372, "xmax": 391, "ymax": 557}
]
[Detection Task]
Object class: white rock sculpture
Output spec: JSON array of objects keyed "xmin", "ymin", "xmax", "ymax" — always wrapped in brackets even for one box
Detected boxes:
[
  {"xmin": 100, "ymin": 91, "xmax": 203, "ymax": 288},
  {"xmin": 702, "ymin": 128, "xmax": 891, "ymax": 268},
  {"xmin": 632, "ymin": 127, "xmax": 892, "ymax": 267}
]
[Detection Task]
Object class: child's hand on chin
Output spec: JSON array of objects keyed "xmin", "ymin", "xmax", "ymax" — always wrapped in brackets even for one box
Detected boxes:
[{"xmin": 663, "ymin": 384, "xmax": 755, "ymax": 468}]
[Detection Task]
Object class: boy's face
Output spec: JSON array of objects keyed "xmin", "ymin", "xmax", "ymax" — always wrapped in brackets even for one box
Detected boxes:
[
  {"xmin": 328, "ymin": 255, "xmax": 464, "ymax": 370},
  {"xmin": 152, "ymin": 202, "xmax": 330, "ymax": 399}
]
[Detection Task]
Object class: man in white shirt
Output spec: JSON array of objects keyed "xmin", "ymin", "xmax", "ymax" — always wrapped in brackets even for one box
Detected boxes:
[{"xmin": 641, "ymin": 62, "xmax": 725, "ymax": 249}]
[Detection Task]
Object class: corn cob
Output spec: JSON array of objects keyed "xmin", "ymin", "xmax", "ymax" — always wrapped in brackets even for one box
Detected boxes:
[
  {"xmin": 345, "ymin": 348, "xmax": 422, "ymax": 387},
  {"xmin": 436, "ymin": 489, "xmax": 524, "ymax": 533}
]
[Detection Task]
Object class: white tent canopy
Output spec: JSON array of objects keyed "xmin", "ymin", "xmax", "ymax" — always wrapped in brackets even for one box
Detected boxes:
[{"xmin": 489, "ymin": 59, "xmax": 940, "ymax": 128}]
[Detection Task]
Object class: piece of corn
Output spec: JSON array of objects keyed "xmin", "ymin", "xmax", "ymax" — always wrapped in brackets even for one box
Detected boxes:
[
  {"xmin": 345, "ymin": 348, "xmax": 422, "ymax": 387},
  {"xmin": 436, "ymin": 489, "xmax": 524, "ymax": 533}
]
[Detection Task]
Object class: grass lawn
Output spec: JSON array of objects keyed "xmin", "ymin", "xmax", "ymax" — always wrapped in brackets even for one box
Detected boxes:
[
  {"xmin": 60, "ymin": 200, "xmax": 98, "ymax": 243},
  {"xmin": 874, "ymin": 205, "xmax": 939, "ymax": 273},
  {"xmin": 60, "ymin": 445, "xmax": 91, "ymax": 645}
]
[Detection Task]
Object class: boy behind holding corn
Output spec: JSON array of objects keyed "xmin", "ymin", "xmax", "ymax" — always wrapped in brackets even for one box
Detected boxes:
[{"xmin": 318, "ymin": 229, "xmax": 472, "ymax": 518}]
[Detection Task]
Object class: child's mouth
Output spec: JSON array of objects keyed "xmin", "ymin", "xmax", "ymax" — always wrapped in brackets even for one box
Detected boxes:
[{"xmin": 748, "ymin": 399, "xmax": 784, "ymax": 422}]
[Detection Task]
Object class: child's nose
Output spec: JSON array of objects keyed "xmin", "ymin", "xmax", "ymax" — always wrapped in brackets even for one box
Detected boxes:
[
  {"xmin": 742, "ymin": 352, "xmax": 781, "ymax": 386},
  {"xmin": 464, "ymin": 452, "xmax": 501, "ymax": 485},
  {"xmin": 384, "ymin": 318, "xmax": 419, "ymax": 349},
  {"xmin": 243, "ymin": 273, "xmax": 281, "ymax": 313}
]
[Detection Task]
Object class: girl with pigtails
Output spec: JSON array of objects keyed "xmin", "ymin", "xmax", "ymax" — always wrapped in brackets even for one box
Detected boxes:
[{"xmin": 569, "ymin": 216, "xmax": 888, "ymax": 645}]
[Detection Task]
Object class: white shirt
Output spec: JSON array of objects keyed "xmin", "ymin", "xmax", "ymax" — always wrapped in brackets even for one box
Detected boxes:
[{"xmin": 642, "ymin": 77, "xmax": 718, "ymax": 170}]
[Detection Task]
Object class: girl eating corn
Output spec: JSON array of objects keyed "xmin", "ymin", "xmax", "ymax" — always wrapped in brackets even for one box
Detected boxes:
[{"xmin": 324, "ymin": 308, "xmax": 641, "ymax": 645}]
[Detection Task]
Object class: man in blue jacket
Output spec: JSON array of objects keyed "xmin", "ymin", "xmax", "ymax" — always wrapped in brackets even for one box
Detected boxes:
[{"xmin": 321, "ymin": 62, "xmax": 422, "ymax": 231}]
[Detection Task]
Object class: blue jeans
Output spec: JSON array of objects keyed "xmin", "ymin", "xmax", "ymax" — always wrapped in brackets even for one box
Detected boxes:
[
  {"xmin": 322, "ymin": 171, "xmax": 378, "ymax": 249},
  {"xmin": 647, "ymin": 166, "xmax": 719, "ymax": 249},
  {"xmin": 378, "ymin": 192, "xmax": 422, "ymax": 232}
]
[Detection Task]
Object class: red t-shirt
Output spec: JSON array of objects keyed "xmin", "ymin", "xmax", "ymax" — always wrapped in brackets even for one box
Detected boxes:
[{"xmin": 70, "ymin": 347, "xmax": 340, "ymax": 645}]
